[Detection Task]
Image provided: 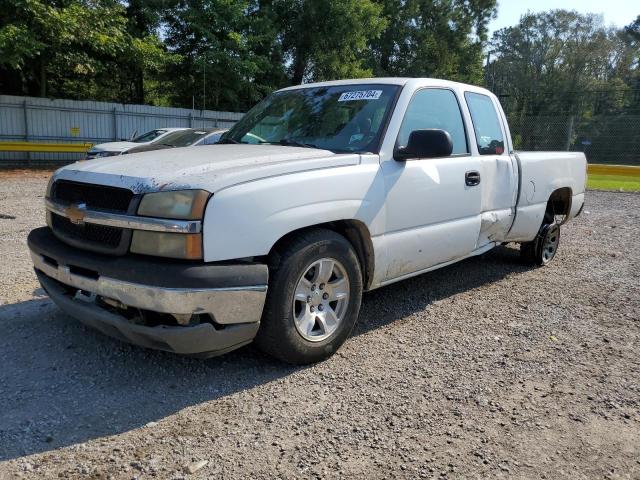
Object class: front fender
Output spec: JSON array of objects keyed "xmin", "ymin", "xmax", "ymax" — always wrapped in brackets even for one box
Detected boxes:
[{"xmin": 202, "ymin": 163, "xmax": 385, "ymax": 262}]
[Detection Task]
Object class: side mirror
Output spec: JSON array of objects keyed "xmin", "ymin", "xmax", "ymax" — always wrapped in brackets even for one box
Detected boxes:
[{"xmin": 394, "ymin": 129, "xmax": 453, "ymax": 161}]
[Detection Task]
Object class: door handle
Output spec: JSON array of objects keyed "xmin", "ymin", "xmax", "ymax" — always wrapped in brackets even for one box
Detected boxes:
[{"xmin": 465, "ymin": 170, "xmax": 481, "ymax": 186}]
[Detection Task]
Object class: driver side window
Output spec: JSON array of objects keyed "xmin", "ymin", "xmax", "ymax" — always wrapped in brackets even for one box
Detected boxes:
[{"xmin": 397, "ymin": 89, "xmax": 469, "ymax": 155}]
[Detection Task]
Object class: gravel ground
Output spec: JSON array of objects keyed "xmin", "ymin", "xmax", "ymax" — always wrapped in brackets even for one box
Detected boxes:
[{"xmin": 0, "ymin": 173, "xmax": 638, "ymax": 479}]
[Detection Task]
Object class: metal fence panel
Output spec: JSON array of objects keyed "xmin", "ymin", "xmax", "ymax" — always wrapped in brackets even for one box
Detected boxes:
[{"xmin": 0, "ymin": 95, "xmax": 244, "ymax": 166}]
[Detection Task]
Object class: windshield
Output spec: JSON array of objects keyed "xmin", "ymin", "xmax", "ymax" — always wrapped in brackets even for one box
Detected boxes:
[
  {"xmin": 222, "ymin": 84, "xmax": 399, "ymax": 153},
  {"xmin": 132, "ymin": 129, "xmax": 168, "ymax": 143},
  {"xmin": 152, "ymin": 129, "xmax": 209, "ymax": 147}
]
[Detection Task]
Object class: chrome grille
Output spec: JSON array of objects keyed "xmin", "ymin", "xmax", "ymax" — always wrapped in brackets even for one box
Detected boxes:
[
  {"xmin": 52, "ymin": 180, "xmax": 133, "ymax": 213},
  {"xmin": 49, "ymin": 180, "xmax": 135, "ymax": 254},
  {"xmin": 51, "ymin": 213, "xmax": 123, "ymax": 248}
]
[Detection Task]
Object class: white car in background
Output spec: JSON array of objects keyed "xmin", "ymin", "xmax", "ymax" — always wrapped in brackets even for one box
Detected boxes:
[{"xmin": 85, "ymin": 128, "xmax": 188, "ymax": 159}]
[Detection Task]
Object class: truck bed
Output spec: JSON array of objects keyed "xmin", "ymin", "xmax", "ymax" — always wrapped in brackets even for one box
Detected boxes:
[{"xmin": 506, "ymin": 151, "xmax": 587, "ymax": 241}]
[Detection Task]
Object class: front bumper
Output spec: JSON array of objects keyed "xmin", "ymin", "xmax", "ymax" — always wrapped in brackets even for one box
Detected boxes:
[{"xmin": 28, "ymin": 227, "xmax": 268, "ymax": 356}]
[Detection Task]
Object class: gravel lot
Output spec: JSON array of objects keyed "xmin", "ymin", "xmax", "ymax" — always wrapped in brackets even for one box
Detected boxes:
[{"xmin": 0, "ymin": 173, "xmax": 638, "ymax": 479}]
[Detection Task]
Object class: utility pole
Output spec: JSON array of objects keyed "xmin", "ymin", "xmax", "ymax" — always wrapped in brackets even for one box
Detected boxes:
[
  {"xmin": 485, "ymin": 51, "xmax": 492, "ymax": 90},
  {"xmin": 203, "ymin": 54, "xmax": 206, "ymax": 111}
]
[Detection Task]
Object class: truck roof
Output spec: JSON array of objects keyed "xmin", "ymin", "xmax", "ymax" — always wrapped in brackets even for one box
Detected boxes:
[
  {"xmin": 277, "ymin": 77, "xmax": 494, "ymax": 97},
  {"xmin": 278, "ymin": 77, "xmax": 412, "ymax": 91}
]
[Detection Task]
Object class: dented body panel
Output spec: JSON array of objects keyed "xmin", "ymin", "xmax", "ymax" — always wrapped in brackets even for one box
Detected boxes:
[{"xmin": 505, "ymin": 151, "xmax": 587, "ymax": 242}]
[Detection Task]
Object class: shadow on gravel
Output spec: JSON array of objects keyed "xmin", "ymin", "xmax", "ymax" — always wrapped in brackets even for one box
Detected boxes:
[
  {"xmin": 356, "ymin": 244, "xmax": 530, "ymax": 335},
  {"xmin": 0, "ymin": 245, "xmax": 530, "ymax": 460}
]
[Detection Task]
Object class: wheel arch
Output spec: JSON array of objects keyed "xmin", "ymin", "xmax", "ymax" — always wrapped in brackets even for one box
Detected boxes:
[
  {"xmin": 267, "ymin": 220, "xmax": 375, "ymax": 291},
  {"xmin": 546, "ymin": 187, "xmax": 572, "ymax": 224}
]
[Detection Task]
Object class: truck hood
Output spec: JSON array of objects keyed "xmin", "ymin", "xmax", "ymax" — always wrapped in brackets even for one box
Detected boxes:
[
  {"xmin": 88, "ymin": 141, "xmax": 141, "ymax": 153},
  {"xmin": 55, "ymin": 144, "xmax": 361, "ymax": 194}
]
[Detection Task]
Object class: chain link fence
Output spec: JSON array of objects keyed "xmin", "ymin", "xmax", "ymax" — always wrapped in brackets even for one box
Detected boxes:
[{"xmin": 507, "ymin": 114, "xmax": 640, "ymax": 166}]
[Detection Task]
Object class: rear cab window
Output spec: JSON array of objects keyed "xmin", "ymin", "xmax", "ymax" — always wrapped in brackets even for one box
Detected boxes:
[{"xmin": 464, "ymin": 92, "xmax": 505, "ymax": 155}]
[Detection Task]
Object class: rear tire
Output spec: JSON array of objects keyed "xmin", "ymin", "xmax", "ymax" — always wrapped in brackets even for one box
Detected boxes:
[
  {"xmin": 255, "ymin": 229, "xmax": 363, "ymax": 364},
  {"xmin": 521, "ymin": 219, "xmax": 561, "ymax": 266}
]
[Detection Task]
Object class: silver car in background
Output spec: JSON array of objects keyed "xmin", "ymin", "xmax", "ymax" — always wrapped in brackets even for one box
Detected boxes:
[
  {"xmin": 124, "ymin": 128, "xmax": 228, "ymax": 154},
  {"xmin": 85, "ymin": 128, "xmax": 189, "ymax": 159}
]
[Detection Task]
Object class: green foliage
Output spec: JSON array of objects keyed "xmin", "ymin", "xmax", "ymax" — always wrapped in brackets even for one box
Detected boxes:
[
  {"xmin": 274, "ymin": 0, "xmax": 386, "ymax": 84},
  {"xmin": 159, "ymin": 0, "xmax": 388, "ymax": 111},
  {"xmin": 0, "ymin": 0, "xmax": 499, "ymax": 109},
  {"xmin": 0, "ymin": 0, "xmax": 50, "ymax": 70},
  {"xmin": 0, "ymin": 0, "xmax": 175, "ymax": 102},
  {"xmin": 487, "ymin": 10, "xmax": 631, "ymax": 116},
  {"xmin": 369, "ymin": 0, "xmax": 497, "ymax": 84},
  {"xmin": 160, "ymin": 0, "xmax": 279, "ymax": 111},
  {"xmin": 487, "ymin": 10, "xmax": 640, "ymax": 163},
  {"xmin": 5, "ymin": 0, "xmax": 636, "ymax": 136}
]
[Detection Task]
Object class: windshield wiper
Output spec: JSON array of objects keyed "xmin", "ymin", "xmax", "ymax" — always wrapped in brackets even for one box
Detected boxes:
[
  {"xmin": 218, "ymin": 138, "xmax": 240, "ymax": 144},
  {"xmin": 278, "ymin": 139, "xmax": 321, "ymax": 149}
]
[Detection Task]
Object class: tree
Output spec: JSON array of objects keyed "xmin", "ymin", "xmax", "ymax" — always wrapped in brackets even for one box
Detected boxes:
[
  {"xmin": 124, "ymin": 0, "xmax": 170, "ymax": 103},
  {"xmin": 487, "ymin": 11, "xmax": 630, "ymax": 116},
  {"xmin": 622, "ymin": 15, "xmax": 640, "ymax": 106},
  {"xmin": 161, "ymin": 0, "xmax": 280, "ymax": 111},
  {"xmin": 487, "ymin": 10, "xmax": 640, "ymax": 161},
  {"xmin": 0, "ymin": 0, "xmax": 175, "ymax": 103},
  {"xmin": 0, "ymin": 0, "xmax": 500, "ymax": 109},
  {"xmin": 273, "ymin": 0, "xmax": 386, "ymax": 85},
  {"xmin": 368, "ymin": 0, "xmax": 497, "ymax": 84}
]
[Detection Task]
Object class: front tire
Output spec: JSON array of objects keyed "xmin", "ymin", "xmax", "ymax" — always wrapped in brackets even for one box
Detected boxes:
[{"xmin": 255, "ymin": 229, "xmax": 363, "ymax": 364}]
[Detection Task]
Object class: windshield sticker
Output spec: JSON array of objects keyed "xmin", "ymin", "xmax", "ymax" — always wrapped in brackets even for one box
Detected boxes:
[{"xmin": 338, "ymin": 90, "xmax": 383, "ymax": 102}]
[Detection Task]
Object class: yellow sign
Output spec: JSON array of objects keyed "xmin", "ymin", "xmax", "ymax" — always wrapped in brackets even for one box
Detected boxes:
[{"xmin": 70, "ymin": 127, "xmax": 80, "ymax": 136}]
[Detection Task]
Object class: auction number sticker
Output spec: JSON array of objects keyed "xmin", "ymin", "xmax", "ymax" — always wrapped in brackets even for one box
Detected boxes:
[{"xmin": 338, "ymin": 90, "xmax": 383, "ymax": 102}]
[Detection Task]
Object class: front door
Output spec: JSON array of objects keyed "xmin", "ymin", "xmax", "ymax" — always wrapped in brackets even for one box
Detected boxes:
[{"xmin": 380, "ymin": 88, "xmax": 482, "ymax": 282}]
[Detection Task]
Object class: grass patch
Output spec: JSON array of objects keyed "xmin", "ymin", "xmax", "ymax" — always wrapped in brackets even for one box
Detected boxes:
[{"xmin": 587, "ymin": 174, "xmax": 640, "ymax": 192}]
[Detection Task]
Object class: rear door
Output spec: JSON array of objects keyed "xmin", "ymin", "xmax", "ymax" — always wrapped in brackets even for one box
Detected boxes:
[
  {"xmin": 380, "ymin": 87, "xmax": 483, "ymax": 281},
  {"xmin": 464, "ymin": 92, "xmax": 518, "ymax": 245}
]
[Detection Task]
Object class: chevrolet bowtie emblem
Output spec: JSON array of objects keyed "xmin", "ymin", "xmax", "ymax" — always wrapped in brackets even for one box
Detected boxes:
[{"xmin": 65, "ymin": 202, "xmax": 87, "ymax": 225}]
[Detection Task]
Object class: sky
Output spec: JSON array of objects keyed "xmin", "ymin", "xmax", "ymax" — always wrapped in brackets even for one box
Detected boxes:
[{"xmin": 489, "ymin": 0, "xmax": 639, "ymax": 36}]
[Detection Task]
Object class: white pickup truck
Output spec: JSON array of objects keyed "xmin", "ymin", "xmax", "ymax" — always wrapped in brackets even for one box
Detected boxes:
[{"xmin": 28, "ymin": 78, "xmax": 586, "ymax": 364}]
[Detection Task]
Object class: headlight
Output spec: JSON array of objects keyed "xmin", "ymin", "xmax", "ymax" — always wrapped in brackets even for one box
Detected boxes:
[
  {"xmin": 130, "ymin": 231, "xmax": 202, "ymax": 259},
  {"xmin": 132, "ymin": 189, "xmax": 210, "ymax": 259},
  {"xmin": 137, "ymin": 190, "xmax": 210, "ymax": 220}
]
